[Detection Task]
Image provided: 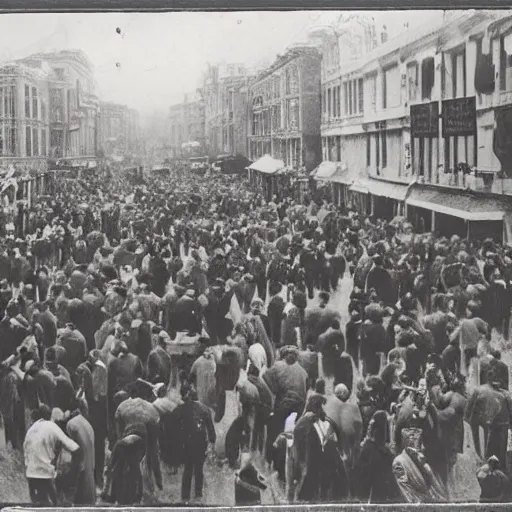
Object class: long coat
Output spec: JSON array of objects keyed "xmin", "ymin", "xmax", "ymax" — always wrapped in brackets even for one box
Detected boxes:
[{"xmin": 66, "ymin": 413, "xmax": 96, "ymax": 505}]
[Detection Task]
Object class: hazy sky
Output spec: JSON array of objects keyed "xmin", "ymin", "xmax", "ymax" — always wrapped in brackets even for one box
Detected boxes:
[{"xmin": 0, "ymin": 11, "xmax": 448, "ymax": 117}]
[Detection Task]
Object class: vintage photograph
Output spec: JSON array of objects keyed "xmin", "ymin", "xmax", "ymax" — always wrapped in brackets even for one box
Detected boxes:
[{"xmin": 0, "ymin": 8, "xmax": 510, "ymax": 507}]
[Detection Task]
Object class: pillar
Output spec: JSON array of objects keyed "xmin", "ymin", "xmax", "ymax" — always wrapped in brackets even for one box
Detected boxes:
[{"xmin": 432, "ymin": 210, "xmax": 436, "ymax": 233}]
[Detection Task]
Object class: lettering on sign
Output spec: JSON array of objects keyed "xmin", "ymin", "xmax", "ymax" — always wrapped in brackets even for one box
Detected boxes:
[
  {"xmin": 442, "ymin": 97, "xmax": 477, "ymax": 137},
  {"xmin": 410, "ymin": 102, "xmax": 439, "ymax": 137}
]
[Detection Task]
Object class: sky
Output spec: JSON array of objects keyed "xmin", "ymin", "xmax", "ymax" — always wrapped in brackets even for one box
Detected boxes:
[{"xmin": 0, "ymin": 10, "xmax": 460, "ymax": 120}]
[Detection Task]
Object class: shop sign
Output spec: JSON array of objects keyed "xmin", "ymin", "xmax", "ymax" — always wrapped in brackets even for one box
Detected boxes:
[
  {"xmin": 410, "ymin": 101, "xmax": 439, "ymax": 137},
  {"xmin": 442, "ymin": 96, "xmax": 477, "ymax": 137}
]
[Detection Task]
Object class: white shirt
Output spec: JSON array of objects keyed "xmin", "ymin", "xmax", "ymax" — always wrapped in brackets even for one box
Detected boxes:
[{"xmin": 24, "ymin": 419, "xmax": 79, "ymax": 479}]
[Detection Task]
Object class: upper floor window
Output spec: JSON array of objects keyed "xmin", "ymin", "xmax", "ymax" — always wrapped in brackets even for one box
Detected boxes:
[
  {"xmin": 25, "ymin": 85, "xmax": 31, "ymax": 118},
  {"xmin": 383, "ymin": 64, "xmax": 400, "ymax": 109},
  {"xmin": 407, "ymin": 61, "xmax": 419, "ymax": 101},
  {"xmin": 366, "ymin": 73, "xmax": 377, "ymax": 113},
  {"xmin": 500, "ymin": 33, "xmax": 512, "ymax": 91},
  {"xmin": 343, "ymin": 78, "xmax": 363, "ymax": 116}
]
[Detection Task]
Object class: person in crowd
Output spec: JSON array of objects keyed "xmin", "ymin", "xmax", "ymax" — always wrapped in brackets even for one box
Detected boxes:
[{"xmin": 23, "ymin": 404, "xmax": 80, "ymax": 506}]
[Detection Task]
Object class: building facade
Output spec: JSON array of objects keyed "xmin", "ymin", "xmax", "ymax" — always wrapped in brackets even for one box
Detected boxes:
[
  {"xmin": 203, "ymin": 63, "xmax": 249, "ymax": 158},
  {"xmin": 314, "ymin": 10, "xmax": 512, "ymax": 242},
  {"xmin": 0, "ymin": 62, "xmax": 51, "ymax": 173},
  {"xmin": 21, "ymin": 50, "xmax": 99, "ymax": 161},
  {"xmin": 168, "ymin": 93, "xmax": 205, "ymax": 158},
  {"xmin": 97, "ymin": 102, "xmax": 128, "ymax": 158},
  {"xmin": 247, "ymin": 45, "xmax": 322, "ymax": 172}
]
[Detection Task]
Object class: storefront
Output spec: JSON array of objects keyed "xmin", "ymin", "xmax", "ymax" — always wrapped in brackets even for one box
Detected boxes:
[
  {"xmin": 246, "ymin": 155, "xmax": 286, "ymax": 202},
  {"xmin": 406, "ymin": 186, "xmax": 510, "ymax": 242},
  {"xmin": 365, "ymin": 178, "xmax": 409, "ymax": 221},
  {"xmin": 349, "ymin": 180, "xmax": 371, "ymax": 216}
]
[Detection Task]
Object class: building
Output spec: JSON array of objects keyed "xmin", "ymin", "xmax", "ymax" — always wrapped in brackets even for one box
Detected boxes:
[
  {"xmin": 20, "ymin": 50, "xmax": 99, "ymax": 163},
  {"xmin": 203, "ymin": 63, "xmax": 249, "ymax": 158},
  {"xmin": 314, "ymin": 10, "xmax": 512, "ymax": 243},
  {"xmin": 0, "ymin": 61, "xmax": 51, "ymax": 172},
  {"xmin": 168, "ymin": 92, "xmax": 205, "ymax": 158},
  {"xmin": 127, "ymin": 108, "xmax": 142, "ymax": 157},
  {"xmin": 97, "ymin": 101, "xmax": 128, "ymax": 159},
  {"xmin": 247, "ymin": 44, "xmax": 322, "ymax": 172}
]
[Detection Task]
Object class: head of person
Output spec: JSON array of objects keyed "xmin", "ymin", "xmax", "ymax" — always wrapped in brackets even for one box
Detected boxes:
[
  {"xmin": 401, "ymin": 427, "xmax": 424, "ymax": 452},
  {"xmin": 466, "ymin": 300, "xmax": 480, "ymax": 319},
  {"xmin": 31, "ymin": 403, "xmax": 51, "ymax": 423},
  {"xmin": 487, "ymin": 455, "xmax": 500, "ymax": 471},
  {"xmin": 280, "ymin": 345, "xmax": 299, "ymax": 365},
  {"xmin": 334, "ymin": 383, "xmax": 350, "ymax": 403},
  {"xmin": 318, "ymin": 291, "xmax": 330, "ymax": 308},
  {"xmin": 305, "ymin": 393, "xmax": 326, "ymax": 421},
  {"xmin": 250, "ymin": 298, "xmax": 264, "ymax": 316},
  {"xmin": 314, "ymin": 378, "xmax": 326, "ymax": 395},
  {"xmin": 366, "ymin": 410, "xmax": 388, "ymax": 446}
]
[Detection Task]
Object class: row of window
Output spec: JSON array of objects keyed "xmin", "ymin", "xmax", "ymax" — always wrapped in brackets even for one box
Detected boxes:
[
  {"xmin": 322, "ymin": 35, "xmax": 512, "ymax": 122},
  {"xmin": 250, "ymin": 66, "xmax": 300, "ymax": 106},
  {"xmin": 323, "ymin": 130, "xmax": 388, "ymax": 170},
  {"xmin": 251, "ymin": 99, "xmax": 300, "ymax": 135}
]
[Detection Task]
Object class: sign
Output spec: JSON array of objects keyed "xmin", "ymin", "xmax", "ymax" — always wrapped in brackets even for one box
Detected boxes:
[
  {"xmin": 410, "ymin": 102, "xmax": 439, "ymax": 137},
  {"xmin": 442, "ymin": 96, "xmax": 477, "ymax": 137}
]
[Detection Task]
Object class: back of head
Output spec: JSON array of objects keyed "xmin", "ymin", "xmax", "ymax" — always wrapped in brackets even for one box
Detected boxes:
[
  {"xmin": 334, "ymin": 383, "xmax": 350, "ymax": 402},
  {"xmin": 331, "ymin": 319, "xmax": 341, "ymax": 331},
  {"xmin": 32, "ymin": 403, "xmax": 51, "ymax": 422}
]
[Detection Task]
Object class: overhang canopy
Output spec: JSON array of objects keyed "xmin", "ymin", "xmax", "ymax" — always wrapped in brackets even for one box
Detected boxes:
[
  {"xmin": 406, "ymin": 187, "xmax": 508, "ymax": 221},
  {"xmin": 366, "ymin": 179, "xmax": 410, "ymax": 201},
  {"xmin": 349, "ymin": 180, "xmax": 370, "ymax": 195},
  {"xmin": 247, "ymin": 155, "xmax": 285, "ymax": 175},
  {"xmin": 310, "ymin": 161, "xmax": 340, "ymax": 180}
]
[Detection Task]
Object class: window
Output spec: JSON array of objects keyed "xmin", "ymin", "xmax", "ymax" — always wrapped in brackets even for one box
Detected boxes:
[
  {"xmin": 383, "ymin": 65, "xmax": 400, "ymax": 108},
  {"xmin": 376, "ymin": 130, "xmax": 380, "ymax": 170},
  {"xmin": 32, "ymin": 128, "xmax": 39, "ymax": 156},
  {"xmin": 336, "ymin": 85, "xmax": 341, "ymax": 117},
  {"xmin": 343, "ymin": 79, "xmax": 364, "ymax": 116},
  {"xmin": 322, "ymin": 88, "xmax": 326, "ymax": 114},
  {"xmin": 407, "ymin": 62, "xmax": 419, "ymax": 101},
  {"xmin": 25, "ymin": 85, "xmax": 31, "ymax": 118},
  {"xmin": 452, "ymin": 49, "xmax": 466, "ymax": 98},
  {"xmin": 41, "ymin": 99, "xmax": 46, "ymax": 122},
  {"xmin": 421, "ymin": 58, "xmax": 435, "ymax": 100},
  {"xmin": 25, "ymin": 126, "xmax": 31, "ymax": 156},
  {"xmin": 382, "ymin": 131, "xmax": 387, "ymax": 168},
  {"xmin": 366, "ymin": 74, "xmax": 377, "ymax": 113},
  {"xmin": 500, "ymin": 34, "xmax": 512, "ymax": 91},
  {"xmin": 366, "ymin": 134, "xmax": 371, "ymax": 167},
  {"xmin": 344, "ymin": 82, "xmax": 349, "ymax": 115},
  {"xmin": 32, "ymin": 87, "xmax": 38, "ymax": 119},
  {"xmin": 348, "ymin": 81, "xmax": 353, "ymax": 115},
  {"xmin": 358, "ymin": 78, "xmax": 364, "ymax": 113},
  {"xmin": 328, "ymin": 88, "xmax": 332, "ymax": 118}
]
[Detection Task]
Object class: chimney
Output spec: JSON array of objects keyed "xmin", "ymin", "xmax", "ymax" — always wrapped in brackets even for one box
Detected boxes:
[{"xmin": 381, "ymin": 25, "xmax": 388, "ymax": 44}]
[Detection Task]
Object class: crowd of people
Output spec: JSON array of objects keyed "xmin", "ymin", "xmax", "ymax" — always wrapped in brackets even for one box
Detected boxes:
[{"xmin": 0, "ymin": 162, "xmax": 511, "ymax": 505}]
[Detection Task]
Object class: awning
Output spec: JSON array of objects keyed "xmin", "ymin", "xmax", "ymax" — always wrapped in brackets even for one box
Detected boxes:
[
  {"xmin": 366, "ymin": 179, "xmax": 410, "ymax": 201},
  {"xmin": 247, "ymin": 155, "xmax": 285, "ymax": 175},
  {"xmin": 349, "ymin": 180, "xmax": 369, "ymax": 194},
  {"xmin": 310, "ymin": 161, "xmax": 340, "ymax": 180},
  {"xmin": 406, "ymin": 187, "xmax": 508, "ymax": 221}
]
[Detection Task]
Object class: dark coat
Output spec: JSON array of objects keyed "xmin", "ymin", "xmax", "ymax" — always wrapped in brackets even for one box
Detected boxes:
[
  {"xmin": 147, "ymin": 346, "xmax": 172, "ymax": 386},
  {"xmin": 353, "ymin": 439, "xmax": 402, "ymax": 503},
  {"xmin": 267, "ymin": 295, "xmax": 285, "ymax": 346}
]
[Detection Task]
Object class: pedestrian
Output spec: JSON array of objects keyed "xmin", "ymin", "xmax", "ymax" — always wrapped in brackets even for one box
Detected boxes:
[{"xmin": 23, "ymin": 404, "xmax": 79, "ymax": 506}]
